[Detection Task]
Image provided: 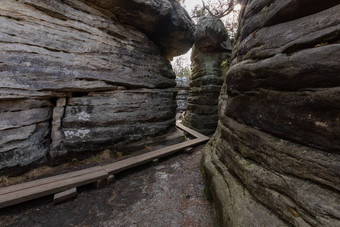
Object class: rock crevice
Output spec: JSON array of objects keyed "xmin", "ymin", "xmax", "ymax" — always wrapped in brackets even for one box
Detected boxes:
[
  {"xmin": 0, "ymin": 0, "xmax": 194, "ymax": 174},
  {"xmin": 202, "ymin": 1, "xmax": 340, "ymax": 226},
  {"xmin": 183, "ymin": 16, "xmax": 232, "ymax": 135}
]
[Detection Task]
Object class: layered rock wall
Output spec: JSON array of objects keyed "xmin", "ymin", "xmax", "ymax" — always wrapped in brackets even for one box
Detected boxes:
[
  {"xmin": 175, "ymin": 77, "xmax": 189, "ymax": 113},
  {"xmin": 0, "ymin": 0, "xmax": 194, "ymax": 174},
  {"xmin": 183, "ymin": 16, "xmax": 232, "ymax": 135},
  {"xmin": 202, "ymin": 1, "xmax": 340, "ymax": 226}
]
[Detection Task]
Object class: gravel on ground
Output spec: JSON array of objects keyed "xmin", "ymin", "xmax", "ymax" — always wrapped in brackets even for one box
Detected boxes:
[{"xmin": 0, "ymin": 145, "xmax": 215, "ymax": 227}]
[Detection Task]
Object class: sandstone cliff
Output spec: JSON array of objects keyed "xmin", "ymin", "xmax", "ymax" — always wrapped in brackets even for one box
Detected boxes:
[
  {"xmin": 202, "ymin": 1, "xmax": 340, "ymax": 226},
  {"xmin": 175, "ymin": 77, "xmax": 189, "ymax": 113},
  {"xmin": 0, "ymin": 0, "xmax": 194, "ymax": 175},
  {"xmin": 183, "ymin": 16, "xmax": 232, "ymax": 135}
]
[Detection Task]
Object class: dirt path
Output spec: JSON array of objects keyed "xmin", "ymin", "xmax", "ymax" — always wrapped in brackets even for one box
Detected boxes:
[{"xmin": 0, "ymin": 145, "xmax": 215, "ymax": 227}]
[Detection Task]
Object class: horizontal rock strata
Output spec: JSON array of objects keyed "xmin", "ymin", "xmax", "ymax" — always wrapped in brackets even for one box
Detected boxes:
[
  {"xmin": 183, "ymin": 16, "xmax": 232, "ymax": 135},
  {"xmin": 202, "ymin": 1, "xmax": 340, "ymax": 226},
  {"xmin": 0, "ymin": 0, "xmax": 194, "ymax": 174},
  {"xmin": 175, "ymin": 77, "xmax": 189, "ymax": 113}
]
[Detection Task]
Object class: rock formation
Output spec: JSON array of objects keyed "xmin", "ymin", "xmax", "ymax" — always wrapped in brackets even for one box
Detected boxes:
[
  {"xmin": 183, "ymin": 16, "xmax": 232, "ymax": 135},
  {"xmin": 202, "ymin": 1, "xmax": 340, "ymax": 226},
  {"xmin": 0, "ymin": 0, "xmax": 194, "ymax": 175},
  {"xmin": 175, "ymin": 77, "xmax": 189, "ymax": 113}
]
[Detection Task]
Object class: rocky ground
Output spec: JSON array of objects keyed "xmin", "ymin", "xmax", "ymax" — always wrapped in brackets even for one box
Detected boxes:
[{"xmin": 0, "ymin": 144, "xmax": 215, "ymax": 227}]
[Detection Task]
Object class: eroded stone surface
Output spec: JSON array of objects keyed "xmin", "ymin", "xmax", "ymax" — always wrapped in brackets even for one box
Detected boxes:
[
  {"xmin": 175, "ymin": 77, "xmax": 189, "ymax": 113},
  {"xmin": 0, "ymin": 0, "xmax": 194, "ymax": 173},
  {"xmin": 0, "ymin": 146, "xmax": 214, "ymax": 227},
  {"xmin": 100, "ymin": 0, "xmax": 195, "ymax": 59},
  {"xmin": 183, "ymin": 16, "xmax": 232, "ymax": 135},
  {"xmin": 202, "ymin": 1, "xmax": 340, "ymax": 226}
]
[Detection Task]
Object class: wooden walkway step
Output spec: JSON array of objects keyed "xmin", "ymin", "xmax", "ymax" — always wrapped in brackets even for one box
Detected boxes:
[
  {"xmin": 103, "ymin": 121, "xmax": 209, "ymax": 174},
  {"xmin": 0, "ymin": 166, "xmax": 103, "ymax": 196},
  {"xmin": 103, "ymin": 137, "xmax": 208, "ymax": 174},
  {"xmin": 175, "ymin": 121, "xmax": 209, "ymax": 140},
  {"xmin": 0, "ymin": 167, "xmax": 107, "ymax": 209},
  {"xmin": 53, "ymin": 188, "xmax": 77, "ymax": 204},
  {"xmin": 0, "ymin": 121, "xmax": 209, "ymax": 209}
]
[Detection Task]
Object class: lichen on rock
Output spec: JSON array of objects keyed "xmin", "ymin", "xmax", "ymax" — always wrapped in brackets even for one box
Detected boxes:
[
  {"xmin": 202, "ymin": 1, "xmax": 340, "ymax": 226},
  {"xmin": 183, "ymin": 16, "xmax": 232, "ymax": 135},
  {"xmin": 0, "ymin": 0, "xmax": 195, "ymax": 174},
  {"xmin": 175, "ymin": 77, "xmax": 189, "ymax": 113}
]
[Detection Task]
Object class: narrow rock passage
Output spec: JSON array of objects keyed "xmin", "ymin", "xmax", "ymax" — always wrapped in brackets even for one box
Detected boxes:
[{"xmin": 0, "ymin": 145, "xmax": 214, "ymax": 227}]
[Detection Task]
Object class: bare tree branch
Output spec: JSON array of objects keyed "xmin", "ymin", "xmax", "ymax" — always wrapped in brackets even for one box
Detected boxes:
[
  {"xmin": 192, "ymin": 0, "xmax": 236, "ymax": 18},
  {"xmin": 201, "ymin": 0, "xmax": 214, "ymax": 16}
]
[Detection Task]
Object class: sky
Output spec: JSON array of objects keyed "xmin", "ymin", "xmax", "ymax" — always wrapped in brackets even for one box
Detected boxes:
[
  {"xmin": 182, "ymin": 0, "xmax": 241, "ymax": 16},
  {"xmin": 182, "ymin": 0, "xmax": 199, "ymax": 12},
  {"xmin": 172, "ymin": 0, "xmax": 241, "ymax": 68},
  {"xmin": 176, "ymin": 0, "xmax": 202, "ymax": 66}
]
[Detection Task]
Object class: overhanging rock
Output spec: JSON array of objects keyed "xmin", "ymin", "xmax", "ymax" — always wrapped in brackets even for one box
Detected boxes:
[{"xmin": 0, "ymin": 0, "xmax": 195, "ymax": 175}]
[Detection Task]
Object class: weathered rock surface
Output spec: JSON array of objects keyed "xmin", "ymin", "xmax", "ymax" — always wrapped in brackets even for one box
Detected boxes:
[
  {"xmin": 101, "ymin": 0, "xmax": 195, "ymax": 59},
  {"xmin": 175, "ymin": 77, "xmax": 189, "ymax": 113},
  {"xmin": 51, "ymin": 89, "xmax": 176, "ymax": 159},
  {"xmin": 1, "ymin": 145, "xmax": 214, "ymax": 227},
  {"xmin": 202, "ymin": 1, "xmax": 340, "ymax": 226},
  {"xmin": 0, "ymin": 0, "xmax": 194, "ymax": 174},
  {"xmin": 183, "ymin": 16, "xmax": 232, "ymax": 135}
]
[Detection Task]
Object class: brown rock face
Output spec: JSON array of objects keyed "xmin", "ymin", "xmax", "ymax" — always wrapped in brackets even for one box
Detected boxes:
[
  {"xmin": 0, "ymin": 0, "xmax": 194, "ymax": 174},
  {"xmin": 202, "ymin": 1, "xmax": 340, "ymax": 226},
  {"xmin": 183, "ymin": 16, "xmax": 232, "ymax": 135}
]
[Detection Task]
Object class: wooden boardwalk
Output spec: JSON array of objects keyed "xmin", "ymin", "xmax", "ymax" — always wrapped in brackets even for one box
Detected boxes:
[{"xmin": 0, "ymin": 121, "xmax": 209, "ymax": 209}]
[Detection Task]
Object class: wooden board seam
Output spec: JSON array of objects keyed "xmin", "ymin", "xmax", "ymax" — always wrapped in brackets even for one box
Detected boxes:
[{"xmin": 0, "ymin": 121, "xmax": 210, "ymax": 209}]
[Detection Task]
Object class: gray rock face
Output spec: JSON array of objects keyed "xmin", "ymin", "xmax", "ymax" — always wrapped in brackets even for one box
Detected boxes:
[
  {"xmin": 202, "ymin": 1, "xmax": 340, "ymax": 226},
  {"xmin": 51, "ymin": 89, "xmax": 176, "ymax": 159},
  {"xmin": 0, "ymin": 100, "xmax": 52, "ymax": 174},
  {"xmin": 83, "ymin": 0, "xmax": 195, "ymax": 60},
  {"xmin": 183, "ymin": 16, "xmax": 232, "ymax": 135},
  {"xmin": 175, "ymin": 77, "xmax": 189, "ymax": 113},
  {"xmin": 0, "ymin": 0, "xmax": 194, "ymax": 174}
]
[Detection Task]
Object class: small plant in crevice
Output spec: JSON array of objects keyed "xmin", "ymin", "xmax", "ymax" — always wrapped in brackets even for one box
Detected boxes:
[
  {"xmin": 220, "ymin": 59, "xmax": 230, "ymax": 78},
  {"xmin": 144, "ymin": 145, "xmax": 153, "ymax": 151},
  {"xmin": 260, "ymin": 3, "xmax": 273, "ymax": 13},
  {"xmin": 314, "ymin": 42, "xmax": 328, "ymax": 48},
  {"xmin": 110, "ymin": 150, "xmax": 120, "ymax": 158},
  {"xmin": 200, "ymin": 163, "xmax": 214, "ymax": 203},
  {"xmin": 182, "ymin": 134, "xmax": 188, "ymax": 141},
  {"xmin": 287, "ymin": 206, "xmax": 300, "ymax": 217},
  {"xmin": 203, "ymin": 186, "xmax": 214, "ymax": 203},
  {"xmin": 0, "ymin": 176, "xmax": 10, "ymax": 187},
  {"xmin": 86, "ymin": 155, "xmax": 101, "ymax": 163},
  {"xmin": 220, "ymin": 59, "xmax": 229, "ymax": 68}
]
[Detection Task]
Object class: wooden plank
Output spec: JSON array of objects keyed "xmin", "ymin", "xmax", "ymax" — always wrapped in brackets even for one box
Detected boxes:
[
  {"xmin": 0, "ymin": 166, "xmax": 103, "ymax": 196},
  {"xmin": 94, "ymin": 179, "xmax": 106, "ymax": 189},
  {"xmin": 0, "ymin": 169, "xmax": 107, "ymax": 209},
  {"xmin": 106, "ymin": 175, "xmax": 115, "ymax": 184},
  {"xmin": 176, "ymin": 121, "xmax": 210, "ymax": 140},
  {"xmin": 53, "ymin": 188, "xmax": 77, "ymax": 204},
  {"xmin": 0, "ymin": 121, "xmax": 208, "ymax": 209},
  {"xmin": 103, "ymin": 137, "xmax": 208, "ymax": 174}
]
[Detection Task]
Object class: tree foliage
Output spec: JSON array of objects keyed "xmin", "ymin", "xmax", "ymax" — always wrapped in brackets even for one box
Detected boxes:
[
  {"xmin": 190, "ymin": 0, "xmax": 240, "ymax": 39},
  {"xmin": 191, "ymin": 0, "xmax": 236, "ymax": 18},
  {"xmin": 224, "ymin": 7, "xmax": 239, "ymax": 39},
  {"xmin": 171, "ymin": 56, "xmax": 191, "ymax": 78}
]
